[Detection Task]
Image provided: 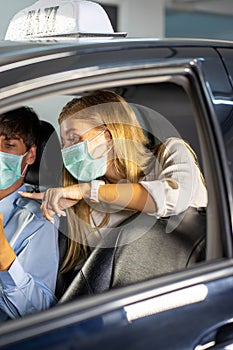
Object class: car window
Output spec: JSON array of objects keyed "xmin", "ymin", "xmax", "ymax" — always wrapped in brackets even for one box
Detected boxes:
[
  {"xmin": 24, "ymin": 81, "xmax": 209, "ymax": 290},
  {"xmin": 2, "ymin": 75, "xmax": 229, "ymax": 325}
]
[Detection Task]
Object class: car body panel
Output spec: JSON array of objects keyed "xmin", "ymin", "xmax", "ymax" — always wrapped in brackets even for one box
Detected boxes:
[
  {"xmin": 1, "ymin": 261, "xmax": 233, "ymax": 349},
  {"xmin": 0, "ymin": 37, "xmax": 233, "ymax": 349}
]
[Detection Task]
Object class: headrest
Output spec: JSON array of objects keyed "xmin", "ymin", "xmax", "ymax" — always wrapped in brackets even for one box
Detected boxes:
[
  {"xmin": 25, "ymin": 120, "xmax": 63, "ymax": 190},
  {"xmin": 130, "ymin": 103, "xmax": 162, "ymax": 149},
  {"xmin": 5, "ymin": 0, "xmax": 117, "ymax": 41}
]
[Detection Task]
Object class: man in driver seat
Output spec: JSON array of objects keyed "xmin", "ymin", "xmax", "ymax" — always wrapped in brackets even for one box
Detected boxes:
[{"xmin": 0, "ymin": 107, "xmax": 59, "ymax": 321}]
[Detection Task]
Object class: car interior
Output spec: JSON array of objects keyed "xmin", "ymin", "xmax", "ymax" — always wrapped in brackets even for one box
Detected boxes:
[
  {"xmin": 0, "ymin": 74, "xmax": 213, "ymax": 328},
  {"xmin": 19, "ymin": 81, "xmax": 208, "ymax": 306}
]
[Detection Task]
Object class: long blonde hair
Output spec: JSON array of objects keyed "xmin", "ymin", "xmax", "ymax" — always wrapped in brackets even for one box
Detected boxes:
[{"xmin": 59, "ymin": 90, "xmax": 154, "ymax": 272}]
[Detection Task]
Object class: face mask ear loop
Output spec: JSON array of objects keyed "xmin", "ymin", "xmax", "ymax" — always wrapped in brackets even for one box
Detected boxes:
[
  {"xmin": 23, "ymin": 150, "xmax": 29, "ymax": 157},
  {"xmin": 20, "ymin": 151, "xmax": 29, "ymax": 178},
  {"xmin": 20, "ymin": 163, "xmax": 28, "ymax": 178},
  {"xmin": 88, "ymin": 128, "xmax": 106, "ymax": 145},
  {"xmin": 88, "ymin": 128, "xmax": 112, "ymax": 158}
]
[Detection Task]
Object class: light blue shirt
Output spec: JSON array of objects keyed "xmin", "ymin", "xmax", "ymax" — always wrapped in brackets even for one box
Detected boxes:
[{"xmin": 0, "ymin": 184, "xmax": 59, "ymax": 320}]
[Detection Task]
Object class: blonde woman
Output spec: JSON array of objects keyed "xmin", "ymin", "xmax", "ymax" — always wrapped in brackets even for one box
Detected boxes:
[{"xmin": 20, "ymin": 90, "xmax": 207, "ymax": 273}]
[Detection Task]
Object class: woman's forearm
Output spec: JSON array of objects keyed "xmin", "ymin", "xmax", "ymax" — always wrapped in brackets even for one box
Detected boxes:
[
  {"xmin": 98, "ymin": 183, "xmax": 157, "ymax": 213},
  {"xmin": 19, "ymin": 183, "xmax": 157, "ymax": 218}
]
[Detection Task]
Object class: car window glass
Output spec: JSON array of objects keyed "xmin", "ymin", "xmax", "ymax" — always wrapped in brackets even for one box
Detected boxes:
[
  {"xmin": 0, "ymin": 80, "xmax": 212, "ymax": 324},
  {"xmin": 27, "ymin": 82, "xmax": 208, "ymax": 284}
]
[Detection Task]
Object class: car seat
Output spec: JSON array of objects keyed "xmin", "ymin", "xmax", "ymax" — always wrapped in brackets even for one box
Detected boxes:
[
  {"xmin": 25, "ymin": 120, "xmax": 62, "ymax": 190},
  {"xmin": 59, "ymin": 206, "xmax": 206, "ymax": 303},
  {"xmin": 24, "ymin": 120, "xmax": 68, "ymax": 300}
]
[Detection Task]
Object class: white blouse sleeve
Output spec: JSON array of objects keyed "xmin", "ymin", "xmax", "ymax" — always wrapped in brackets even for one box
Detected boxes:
[{"xmin": 139, "ymin": 138, "xmax": 207, "ymax": 217}]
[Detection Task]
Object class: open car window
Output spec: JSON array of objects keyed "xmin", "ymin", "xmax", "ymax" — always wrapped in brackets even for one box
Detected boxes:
[
  {"xmin": 0, "ymin": 60, "xmax": 229, "ymax": 313},
  {"xmin": 23, "ymin": 79, "xmax": 210, "ymax": 297}
]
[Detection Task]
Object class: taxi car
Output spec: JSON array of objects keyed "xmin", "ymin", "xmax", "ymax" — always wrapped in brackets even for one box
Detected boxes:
[{"xmin": 0, "ymin": 1, "xmax": 233, "ymax": 349}]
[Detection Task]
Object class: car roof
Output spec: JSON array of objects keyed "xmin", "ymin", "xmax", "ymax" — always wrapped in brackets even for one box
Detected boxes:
[{"xmin": 1, "ymin": 37, "xmax": 233, "ymax": 65}]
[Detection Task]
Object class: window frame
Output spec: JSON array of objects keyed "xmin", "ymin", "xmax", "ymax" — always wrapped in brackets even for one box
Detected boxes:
[
  {"xmin": 0, "ymin": 59, "xmax": 232, "ymax": 346},
  {"xmin": 0, "ymin": 59, "xmax": 231, "ymax": 259}
]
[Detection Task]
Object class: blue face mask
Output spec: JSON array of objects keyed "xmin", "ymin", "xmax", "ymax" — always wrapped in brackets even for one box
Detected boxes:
[
  {"xmin": 0, "ymin": 151, "xmax": 28, "ymax": 190},
  {"xmin": 61, "ymin": 131, "xmax": 110, "ymax": 182}
]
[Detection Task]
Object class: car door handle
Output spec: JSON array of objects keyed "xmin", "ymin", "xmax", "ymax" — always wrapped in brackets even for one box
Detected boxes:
[{"xmin": 195, "ymin": 322, "xmax": 233, "ymax": 349}]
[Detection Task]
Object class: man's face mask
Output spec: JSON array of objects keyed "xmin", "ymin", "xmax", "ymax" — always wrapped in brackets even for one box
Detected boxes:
[
  {"xmin": 0, "ymin": 151, "xmax": 28, "ymax": 190},
  {"xmin": 61, "ymin": 130, "xmax": 110, "ymax": 182}
]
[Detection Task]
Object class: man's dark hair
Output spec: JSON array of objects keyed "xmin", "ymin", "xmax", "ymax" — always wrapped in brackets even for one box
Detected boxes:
[{"xmin": 0, "ymin": 107, "xmax": 40, "ymax": 149}]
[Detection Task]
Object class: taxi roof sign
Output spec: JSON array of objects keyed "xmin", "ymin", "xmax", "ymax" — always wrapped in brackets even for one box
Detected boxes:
[{"xmin": 5, "ymin": 0, "xmax": 126, "ymax": 41}]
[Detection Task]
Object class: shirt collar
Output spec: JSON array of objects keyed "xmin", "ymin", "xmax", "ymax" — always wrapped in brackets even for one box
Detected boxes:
[{"xmin": 0, "ymin": 184, "xmax": 26, "ymax": 225}]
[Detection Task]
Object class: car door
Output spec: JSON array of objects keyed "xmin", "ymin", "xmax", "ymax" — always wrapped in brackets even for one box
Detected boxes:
[{"xmin": 0, "ymin": 43, "xmax": 232, "ymax": 350}]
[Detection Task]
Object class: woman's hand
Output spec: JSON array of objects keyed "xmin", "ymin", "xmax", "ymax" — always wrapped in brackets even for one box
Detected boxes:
[
  {"xmin": 41, "ymin": 186, "xmax": 79, "ymax": 222},
  {"xmin": 0, "ymin": 213, "xmax": 16, "ymax": 271},
  {"xmin": 19, "ymin": 183, "xmax": 91, "ymax": 223}
]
